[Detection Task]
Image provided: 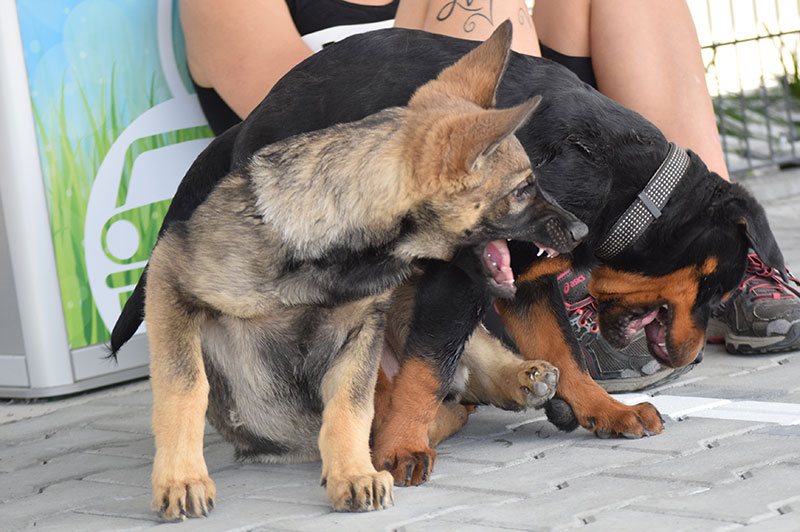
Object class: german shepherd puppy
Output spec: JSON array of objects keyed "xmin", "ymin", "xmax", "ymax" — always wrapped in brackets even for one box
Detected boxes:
[{"xmin": 140, "ymin": 30, "xmax": 585, "ymax": 519}]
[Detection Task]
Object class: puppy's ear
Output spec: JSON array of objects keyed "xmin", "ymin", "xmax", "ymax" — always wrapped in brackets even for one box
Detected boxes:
[
  {"xmin": 444, "ymin": 95, "xmax": 540, "ymax": 185},
  {"xmin": 411, "ymin": 19, "xmax": 513, "ymax": 109},
  {"xmin": 726, "ymin": 183, "xmax": 790, "ymax": 281},
  {"xmin": 465, "ymin": 96, "xmax": 540, "ymax": 173}
]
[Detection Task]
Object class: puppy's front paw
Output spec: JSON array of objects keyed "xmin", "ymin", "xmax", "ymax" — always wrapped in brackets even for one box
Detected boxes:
[
  {"xmin": 152, "ymin": 471, "xmax": 216, "ymax": 521},
  {"xmin": 513, "ymin": 360, "xmax": 559, "ymax": 409},
  {"xmin": 375, "ymin": 444, "xmax": 437, "ymax": 487},
  {"xmin": 584, "ymin": 401, "xmax": 664, "ymax": 439},
  {"xmin": 322, "ymin": 469, "xmax": 394, "ymax": 512},
  {"xmin": 550, "ymin": 395, "xmax": 664, "ymax": 438}
]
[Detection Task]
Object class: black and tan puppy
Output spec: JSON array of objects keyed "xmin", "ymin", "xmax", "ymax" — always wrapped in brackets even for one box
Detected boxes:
[{"xmin": 140, "ymin": 32, "xmax": 585, "ymax": 519}]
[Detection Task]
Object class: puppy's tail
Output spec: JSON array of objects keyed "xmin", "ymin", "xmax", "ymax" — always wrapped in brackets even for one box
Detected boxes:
[{"xmin": 107, "ymin": 268, "xmax": 147, "ymax": 361}]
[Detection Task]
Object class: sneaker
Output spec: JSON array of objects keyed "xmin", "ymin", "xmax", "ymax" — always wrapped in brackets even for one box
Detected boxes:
[
  {"xmin": 560, "ymin": 268, "xmax": 699, "ymax": 393},
  {"xmin": 707, "ymin": 253, "xmax": 800, "ymax": 354}
]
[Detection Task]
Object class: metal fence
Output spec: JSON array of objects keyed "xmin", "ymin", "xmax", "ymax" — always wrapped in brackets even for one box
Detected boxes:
[{"xmin": 692, "ymin": 0, "xmax": 800, "ymax": 175}]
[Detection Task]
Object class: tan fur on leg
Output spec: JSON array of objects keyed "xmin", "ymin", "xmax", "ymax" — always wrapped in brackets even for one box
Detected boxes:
[
  {"xmin": 319, "ymin": 320, "xmax": 393, "ymax": 512},
  {"xmin": 371, "ymin": 359, "xmax": 442, "ymax": 486},
  {"xmin": 147, "ymin": 252, "xmax": 215, "ymax": 521},
  {"xmin": 459, "ymin": 326, "xmax": 558, "ymax": 411},
  {"xmin": 427, "ymin": 402, "xmax": 474, "ymax": 448},
  {"xmin": 150, "ymin": 375, "xmax": 215, "ymax": 520},
  {"xmin": 319, "ymin": 395, "xmax": 393, "ymax": 511}
]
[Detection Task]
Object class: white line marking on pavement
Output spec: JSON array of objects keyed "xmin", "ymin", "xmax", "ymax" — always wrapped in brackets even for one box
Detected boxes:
[{"xmin": 612, "ymin": 394, "xmax": 800, "ymax": 425}]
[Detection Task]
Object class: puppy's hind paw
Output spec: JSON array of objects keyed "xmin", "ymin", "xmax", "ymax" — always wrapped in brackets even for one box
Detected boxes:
[{"xmin": 515, "ymin": 360, "xmax": 559, "ymax": 409}]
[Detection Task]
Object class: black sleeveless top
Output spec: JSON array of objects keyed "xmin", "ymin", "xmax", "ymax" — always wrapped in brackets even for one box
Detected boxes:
[
  {"xmin": 192, "ymin": 0, "xmax": 399, "ymax": 135},
  {"xmin": 191, "ymin": 1, "xmax": 598, "ymax": 135}
]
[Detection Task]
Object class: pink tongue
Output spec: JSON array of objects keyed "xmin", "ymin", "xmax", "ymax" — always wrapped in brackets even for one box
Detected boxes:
[
  {"xmin": 626, "ymin": 309, "xmax": 659, "ymax": 338},
  {"xmin": 486, "ymin": 240, "xmax": 514, "ymax": 285}
]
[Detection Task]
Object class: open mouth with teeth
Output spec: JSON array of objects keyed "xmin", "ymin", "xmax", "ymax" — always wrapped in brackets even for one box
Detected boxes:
[
  {"xmin": 622, "ymin": 304, "xmax": 672, "ymax": 364},
  {"xmin": 481, "ymin": 239, "xmax": 559, "ymax": 298}
]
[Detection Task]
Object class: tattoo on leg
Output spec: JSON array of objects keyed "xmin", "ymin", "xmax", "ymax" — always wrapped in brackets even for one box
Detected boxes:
[
  {"xmin": 518, "ymin": 7, "xmax": 532, "ymax": 28},
  {"xmin": 436, "ymin": 0, "xmax": 494, "ymax": 33}
]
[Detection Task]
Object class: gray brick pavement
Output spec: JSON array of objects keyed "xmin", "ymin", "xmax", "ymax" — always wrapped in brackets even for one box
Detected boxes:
[{"xmin": 1, "ymin": 168, "xmax": 799, "ymax": 531}]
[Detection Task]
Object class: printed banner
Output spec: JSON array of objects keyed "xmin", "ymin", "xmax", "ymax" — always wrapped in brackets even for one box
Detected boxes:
[{"xmin": 15, "ymin": 0, "xmax": 213, "ymax": 348}]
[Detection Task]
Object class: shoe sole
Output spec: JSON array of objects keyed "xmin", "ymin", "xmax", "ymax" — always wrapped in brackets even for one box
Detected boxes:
[
  {"xmin": 596, "ymin": 363, "xmax": 697, "ymax": 393},
  {"xmin": 708, "ymin": 319, "xmax": 800, "ymax": 354},
  {"xmin": 725, "ymin": 323, "xmax": 800, "ymax": 354},
  {"xmin": 705, "ymin": 318, "xmax": 727, "ymax": 343}
]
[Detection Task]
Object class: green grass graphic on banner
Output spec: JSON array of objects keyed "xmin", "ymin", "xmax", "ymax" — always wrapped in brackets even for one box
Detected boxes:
[{"xmin": 16, "ymin": 0, "xmax": 213, "ymax": 348}]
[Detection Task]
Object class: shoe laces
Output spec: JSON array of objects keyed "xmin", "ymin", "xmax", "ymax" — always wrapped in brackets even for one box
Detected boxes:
[
  {"xmin": 565, "ymin": 296, "xmax": 600, "ymax": 333},
  {"xmin": 738, "ymin": 253, "xmax": 800, "ymax": 301}
]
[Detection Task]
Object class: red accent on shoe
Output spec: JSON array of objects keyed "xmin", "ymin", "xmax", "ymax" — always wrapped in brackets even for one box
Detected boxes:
[
  {"xmin": 739, "ymin": 253, "xmax": 800, "ymax": 301},
  {"xmin": 565, "ymin": 296, "xmax": 600, "ymax": 334}
]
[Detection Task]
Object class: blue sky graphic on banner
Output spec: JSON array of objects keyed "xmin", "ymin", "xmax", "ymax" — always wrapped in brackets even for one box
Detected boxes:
[{"xmin": 16, "ymin": 0, "xmax": 192, "ymax": 165}]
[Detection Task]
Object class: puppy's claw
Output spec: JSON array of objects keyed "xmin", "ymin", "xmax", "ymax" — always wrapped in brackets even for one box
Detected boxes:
[{"xmin": 404, "ymin": 463, "xmax": 413, "ymax": 485}]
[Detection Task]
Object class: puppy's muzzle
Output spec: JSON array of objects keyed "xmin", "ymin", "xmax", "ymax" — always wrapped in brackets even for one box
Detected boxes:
[{"xmin": 534, "ymin": 184, "xmax": 587, "ymax": 253}]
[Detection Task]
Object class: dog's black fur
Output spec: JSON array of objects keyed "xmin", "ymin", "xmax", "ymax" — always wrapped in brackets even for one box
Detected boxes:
[{"xmin": 112, "ymin": 27, "xmax": 787, "ymax": 439}]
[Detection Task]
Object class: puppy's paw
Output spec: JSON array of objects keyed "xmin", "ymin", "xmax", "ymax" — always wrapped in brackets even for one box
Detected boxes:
[
  {"xmin": 322, "ymin": 469, "xmax": 394, "ymax": 512},
  {"xmin": 375, "ymin": 445, "xmax": 437, "ymax": 487},
  {"xmin": 152, "ymin": 474, "xmax": 216, "ymax": 521},
  {"xmin": 562, "ymin": 397, "xmax": 664, "ymax": 439},
  {"xmin": 512, "ymin": 360, "xmax": 559, "ymax": 409},
  {"xmin": 584, "ymin": 401, "xmax": 664, "ymax": 439}
]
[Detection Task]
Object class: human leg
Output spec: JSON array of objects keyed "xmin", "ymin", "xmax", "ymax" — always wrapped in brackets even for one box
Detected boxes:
[{"xmin": 534, "ymin": 0, "xmax": 729, "ymax": 180}]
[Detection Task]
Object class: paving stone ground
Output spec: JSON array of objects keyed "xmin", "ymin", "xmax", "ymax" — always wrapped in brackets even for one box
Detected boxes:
[{"xmin": 1, "ymin": 167, "xmax": 799, "ymax": 531}]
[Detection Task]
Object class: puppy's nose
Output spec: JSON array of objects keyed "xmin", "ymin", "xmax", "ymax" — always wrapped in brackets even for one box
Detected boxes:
[{"xmin": 569, "ymin": 220, "xmax": 588, "ymax": 243}]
